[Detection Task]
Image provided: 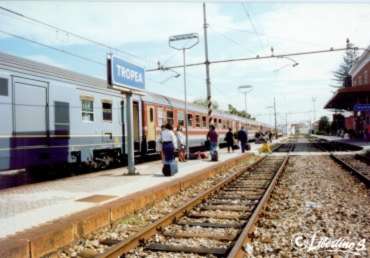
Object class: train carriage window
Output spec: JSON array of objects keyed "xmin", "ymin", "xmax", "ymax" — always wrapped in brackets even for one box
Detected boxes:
[
  {"xmin": 0, "ymin": 78, "xmax": 8, "ymax": 96},
  {"xmin": 178, "ymin": 111, "xmax": 184, "ymax": 127},
  {"xmin": 166, "ymin": 111, "xmax": 174, "ymax": 126},
  {"xmin": 202, "ymin": 116, "xmax": 207, "ymax": 127},
  {"xmin": 81, "ymin": 98, "xmax": 94, "ymax": 121},
  {"xmin": 187, "ymin": 114, "xmax": 193, "ymax": 127},
  {"xmin": 195, "ymin": 115, "xmax": 201, "ymax": 127},
  {"xmin": 102, "ymin": 101, "xmax": 112, "ymax": 122},
  {"xmin": 54, "ymin": 101, "xmax": 70, "ymax": 135}
]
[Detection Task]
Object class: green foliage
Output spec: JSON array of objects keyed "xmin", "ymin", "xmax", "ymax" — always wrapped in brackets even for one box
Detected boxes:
[
  {"xmin": 192, "ymin": 99, "xmax": 219, "ymax": 110},
  {"xmin": 332, "ymin": 42, "xmax": 359, "ymax": 87},
  {"xmin": 228, "ymin": 104, "xmax": 254, "ymax": 119},
  {"xmin": 318, "ymin": 116, "xmax": 331, "ymax": 134}
]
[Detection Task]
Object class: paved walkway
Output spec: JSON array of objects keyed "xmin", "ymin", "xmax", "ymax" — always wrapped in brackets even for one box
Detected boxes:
[{"xmin": 0, "ymin": 140, "xmax": 282, "ymax": 239}]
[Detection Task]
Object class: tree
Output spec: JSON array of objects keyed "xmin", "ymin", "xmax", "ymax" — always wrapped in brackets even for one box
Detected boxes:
[
  {"xmin": 333, "ymin": 41, "xmax": 359, "ymax": 87},
  {"xmin": 227, "ymin": 104, "xmax": 254, "ymax": 119},
  {"xmin": 318, "ymin": 116, "xmax": 331, "ymax": 134},
  {"xmin": 192, "ymin": 99, "xmax": 219, "ymax": 110}
]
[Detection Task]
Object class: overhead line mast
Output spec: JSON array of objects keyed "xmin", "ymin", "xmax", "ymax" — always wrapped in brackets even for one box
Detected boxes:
[{"xmin": 203, "ymin": 3, "xmax": 212, "ymax": 126}]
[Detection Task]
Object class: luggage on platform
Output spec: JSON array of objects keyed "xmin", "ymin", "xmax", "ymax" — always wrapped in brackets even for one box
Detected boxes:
[
  {"xmin": 246, "ymin": 143, "xmax": 251, "ymax": 151},
  {"xmin": 162, "ymin": 160, "xmax": 178, "ymax": 176},
  {"xmin": 211, "ymin": 150, "xmax": 218, "ymax": 161}
]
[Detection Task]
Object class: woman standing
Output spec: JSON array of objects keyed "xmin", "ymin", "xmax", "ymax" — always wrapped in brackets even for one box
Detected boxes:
[
  {"xmin": 225, "ymin": 128, "xmax": 234, "ymax": 153},
  {"xmin": 207, "ymin": 125, "xmax": 218, "ymax": 161},
  {"xmin": 159, "ymin": 124, "xmax": 178, "ymax": 175},
  {"xmin": 176, "ymin": 127, "xmax": 186, "ymax": 162}
]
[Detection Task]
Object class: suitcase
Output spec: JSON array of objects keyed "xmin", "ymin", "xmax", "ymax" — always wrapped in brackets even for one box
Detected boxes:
[
  {"xmin": 232, "ymin": 144, "xmax": 240, "ymax": 150},
  {"xmin": 211, "ymin": 150, "xmax": 218, "ymax": 161},
  {"xmin": 246, "ymin": 143, "xmax": 251, "ymax": 151},
  {"xmin": 162, "ymin": 160, "xmax": 178, "ymax": 176}
]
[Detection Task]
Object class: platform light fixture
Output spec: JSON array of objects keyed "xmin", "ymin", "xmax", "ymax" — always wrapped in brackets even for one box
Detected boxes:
[
  {"xmin": 169, "ymin": 32, "xmax": 199, "ymax": 158},
  {"xmin": 238, "ymin": 85, "xmax": 253, "ymax": 116}
]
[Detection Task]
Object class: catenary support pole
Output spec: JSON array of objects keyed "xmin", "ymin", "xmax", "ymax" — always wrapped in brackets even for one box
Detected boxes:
[
  {"xmin": 125, "ymin": 93, "xmax": 136, "ymax": 174},
  {"xmin": 274, "ymin": 97, "xmax": 277, "ymax": 138},
  {"xmin": 244, "ymin": 92, "xmax": 248, "ymax": 115},
  {"xmin": 203, "ymin": 2, "xmax": 212, "ymax": 126},
  {"xmin": 183, "ymin": 48, "xmax": 190, "ymax": 157}
]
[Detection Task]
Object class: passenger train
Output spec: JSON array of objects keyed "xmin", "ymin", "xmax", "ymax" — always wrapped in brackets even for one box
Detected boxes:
[{"xmin": 0, "ymin": 52, "xmax": 271, "ymax": 172}]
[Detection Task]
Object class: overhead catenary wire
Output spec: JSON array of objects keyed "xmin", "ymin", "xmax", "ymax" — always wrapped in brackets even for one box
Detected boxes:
[
  {"xmin": 0, "ymin": 28, "xmax": 106, "ymax": 66},
  {"xmin": 146, "ymin": 46, "xmax": 368, "ymax": 72},
  {"xmin": 0, "ymin": 29, "xmax": 164, "ymax": 85},
  {"xmin": 0, "ymin": 6, "xmax": 151, "ymax": 65},
  {"xmin": 241, "ymin": 2, "xmax": 265, "ymax": 52}
]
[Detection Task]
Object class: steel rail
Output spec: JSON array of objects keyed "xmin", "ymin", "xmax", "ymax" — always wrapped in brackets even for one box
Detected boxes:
[
  {"xmin": 330, "ymin": 154, "xmax": 370, "ymax": 187},
  {"xmin": 227, "ymin": 155, "xmax": 289, "ymax": 257},
  {"xmin": 96, "ymin": 156, "xmax": 266, "ymax": 258}
]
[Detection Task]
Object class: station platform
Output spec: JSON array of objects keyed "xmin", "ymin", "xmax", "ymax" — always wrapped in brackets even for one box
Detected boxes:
[
  {"xmin": 312, "ymin": 134, "xmax": 370, "ymax": 151},
  {"xmin": 0, "ymin": 141, "xmax": 276, "ymax": 239}
]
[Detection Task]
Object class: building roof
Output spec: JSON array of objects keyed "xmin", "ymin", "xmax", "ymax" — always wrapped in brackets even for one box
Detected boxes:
[
  {"xmin": 349, "ymin": 45, "xmax": 370, "ymax": 77},
  {"xmin": 324, "ymin": 84, "xmax": 370, "ymax": 110}
]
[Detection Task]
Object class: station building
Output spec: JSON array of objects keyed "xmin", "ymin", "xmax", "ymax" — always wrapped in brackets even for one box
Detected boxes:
[{"xmin": 325, "ymin": 47, "xmax": 370, "ymax": 140}]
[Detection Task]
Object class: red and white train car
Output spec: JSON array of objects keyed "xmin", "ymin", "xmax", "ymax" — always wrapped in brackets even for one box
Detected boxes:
[{"xmin": 141, "ymin": 92, "xmax": 270, "ymax": 153}]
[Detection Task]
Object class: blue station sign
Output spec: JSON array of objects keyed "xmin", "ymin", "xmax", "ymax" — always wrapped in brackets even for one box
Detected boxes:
[
  {"xmin": 353, "ymin": 104, "xmax": 370, "ymax": 112},
  {"xmin": 110, "ymin": 56, "xmax": 145, "ymax": 90}
]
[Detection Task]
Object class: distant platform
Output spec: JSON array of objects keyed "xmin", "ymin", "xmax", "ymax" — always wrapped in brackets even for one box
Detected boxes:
[{"xmin": 312, "ymin": 134, "xmax": 370, "ymax": 151}]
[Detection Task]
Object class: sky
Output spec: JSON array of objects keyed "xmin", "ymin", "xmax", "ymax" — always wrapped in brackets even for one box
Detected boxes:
[{"xmin": 0, "ymin": 0, "xmax": 369, "ymax": 127}]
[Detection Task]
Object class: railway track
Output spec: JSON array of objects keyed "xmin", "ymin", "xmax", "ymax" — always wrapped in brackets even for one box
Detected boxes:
[
  {"xmin": 96, "ymin": 155, "xmax": 289, "ymax": 258},
  {"xmin": 272, "ymin": 143, "xmax": 295, "ymax": 153},
  {"xmin": 331, "ymin": 154, "xmax": 370, "ymax": 187}
]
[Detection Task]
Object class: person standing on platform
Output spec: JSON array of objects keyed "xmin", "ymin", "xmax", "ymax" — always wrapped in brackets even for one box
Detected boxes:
[
  {"xmin": 160, "ymin": 123, "xmax": 177, "ymax": 163},
  {"xmin": 225, "ymin": 128, "xmax": 234, "ymax": 153},
  {"xmin": 159, "ymin": 124, "xmax": 178, "ymax": 176},
  {"xmin": 237, "ymin": 126, "xmax": 248, "ymax": 153},
  {"xmin": 268, "ymin": 131, "xmax": 273, "ymax": 143},
  {"xmin": 176, "ymin": 127, "xmax": 186, "ymax": 162},
  {"xmin": 207, "ymin": 125, "xmax": 218, "ymax": 160}
]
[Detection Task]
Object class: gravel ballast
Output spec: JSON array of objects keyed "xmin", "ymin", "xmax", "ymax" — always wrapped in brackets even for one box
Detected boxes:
[{"xmin": 249, "ymin": 155, "xmax": 370, "ymax": 258}]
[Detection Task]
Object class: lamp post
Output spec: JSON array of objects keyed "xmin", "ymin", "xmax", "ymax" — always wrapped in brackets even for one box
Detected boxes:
[
  {"xmin": 238, "ymin": 85, "xmax": 253, "ymax": 116},
  {"xmin": 266, "ymin": 98, "xmax": 277, "ymax": 137},
  {"xmin": 169, "ymin": 33, "xmax": 199, "ymax": 158}
]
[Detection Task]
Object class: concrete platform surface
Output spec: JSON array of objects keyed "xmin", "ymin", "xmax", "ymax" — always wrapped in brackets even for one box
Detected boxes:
[
  {"xmin": 0, "ymin": 141, "xmax": 273, "ymax": 239},
  {"xmin": 312, "ymin": 134, "xmax": 370, "ymax": 150}
]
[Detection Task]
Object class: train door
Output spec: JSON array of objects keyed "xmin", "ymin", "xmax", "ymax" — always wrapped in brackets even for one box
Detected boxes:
[
  {"xmin": 12, "ymin": 77, "xmax": 49, "ymax": 169},
  {"xmin": 133, "ymin": 101, "xmax": 140, "ymax": 151},
  {"xmin": 13, "ymin": 77, "xmax": 49, "ymax": 135},
  {"xmin": 146, "ymin": 105, "xmax": 156, "ymax": 141}
]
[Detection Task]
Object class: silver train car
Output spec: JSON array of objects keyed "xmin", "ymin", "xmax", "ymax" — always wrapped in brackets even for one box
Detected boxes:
[{"xmin": 0, "ymin": 52, "xmax": 271, "ymax": 172}]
